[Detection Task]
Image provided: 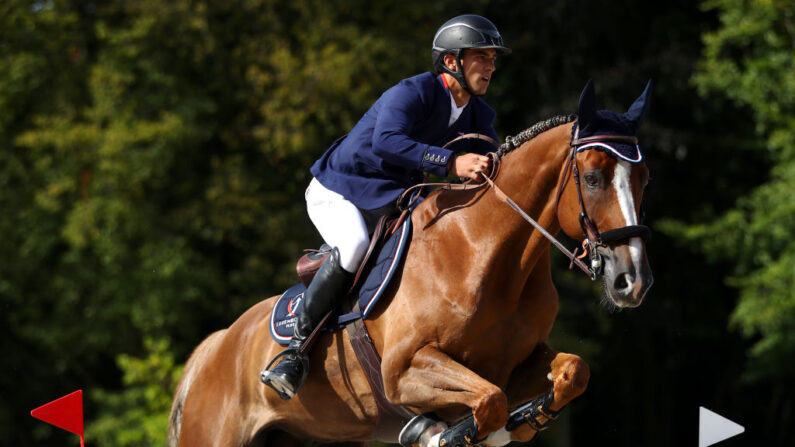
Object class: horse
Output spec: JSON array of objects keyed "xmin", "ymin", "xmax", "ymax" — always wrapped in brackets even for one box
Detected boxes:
[{"xmin": 167, "ymin": 79, "xmax": 654, "ymax": 447}]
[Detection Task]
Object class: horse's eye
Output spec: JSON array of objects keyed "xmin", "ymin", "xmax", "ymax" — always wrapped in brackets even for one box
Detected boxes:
[{"xmin": 584, "ymin": 173, "xmax": 599, "ymax": 187}]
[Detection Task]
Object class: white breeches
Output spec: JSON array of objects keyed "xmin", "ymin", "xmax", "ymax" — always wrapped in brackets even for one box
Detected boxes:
[{"xmin": 305, "ymin": 178, "xmax": 370, "ymax": 273}]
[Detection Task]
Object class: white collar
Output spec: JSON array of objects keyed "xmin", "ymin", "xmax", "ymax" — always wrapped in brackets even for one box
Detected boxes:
[{"xmin": 448, "ymin": 91, "xmax": 468, "ymax": 127}]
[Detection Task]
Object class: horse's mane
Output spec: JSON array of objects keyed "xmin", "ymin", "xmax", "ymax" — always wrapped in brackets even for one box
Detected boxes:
[{"xmin": 497, "ymin": 114, "xmax": 577, "ymax": 158}]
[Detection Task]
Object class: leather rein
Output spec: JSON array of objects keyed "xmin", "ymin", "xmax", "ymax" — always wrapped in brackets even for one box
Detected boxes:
[{"xmin": 397, "ymin": 131, "xmax": 651, "ymax": 280}]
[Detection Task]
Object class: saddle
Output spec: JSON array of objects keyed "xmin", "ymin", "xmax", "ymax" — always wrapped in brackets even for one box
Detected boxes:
[
  {"xmin": 296, "ymin": 210, "xmax": 407, "ymax": 291},
  {"xmin": 271, "ymin": 211, "xmax": 411, "ymax": 344}
]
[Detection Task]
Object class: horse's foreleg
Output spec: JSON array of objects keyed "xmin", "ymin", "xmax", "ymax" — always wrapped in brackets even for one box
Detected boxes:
[
  {"xmin": 383, "ymin": 344, "xmax": 508, "ymax": 436},
  {"xmin": 481, "ymin": 343, "xmax": 590, "ymax": 445}
]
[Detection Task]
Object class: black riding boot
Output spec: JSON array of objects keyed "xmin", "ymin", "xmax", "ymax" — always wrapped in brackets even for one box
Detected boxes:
[{"xmin": 260, "ymin": 247, "xmax": 353, "ymax": 400}]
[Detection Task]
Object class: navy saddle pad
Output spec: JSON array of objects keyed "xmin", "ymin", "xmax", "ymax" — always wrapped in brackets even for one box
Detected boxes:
[{"xmin": 269, "ymin": 216, "xmax": 412, "ymax": 345}]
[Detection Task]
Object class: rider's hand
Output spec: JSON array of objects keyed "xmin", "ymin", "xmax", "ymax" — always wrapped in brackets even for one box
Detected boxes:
[{"xmin": 449, "ymin": 153, "xmax": 491, "ymax": 181}]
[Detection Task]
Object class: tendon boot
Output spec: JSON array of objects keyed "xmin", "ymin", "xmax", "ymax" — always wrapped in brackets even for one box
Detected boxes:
[
  {"xmin": 260, "ymin": 247, "xmax": 353, "ymax": 400},
  {"xmin": 438, "ymin": 414, "xmax": 481, "ymax": 447},
  {"xmin": 399, "ymin": 413, "xmax": 447, "ymax": 447},
  {"xmin": 504, "ymin": 389, "xmax": 561, "ymax": 432}
]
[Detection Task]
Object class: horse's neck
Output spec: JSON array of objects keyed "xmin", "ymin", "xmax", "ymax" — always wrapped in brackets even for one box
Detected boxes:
[
  {"xmin": 499, "ymin": 124, "xmax": 572, "ymax": 223},
  {"xmin": 459, "ymin": 124, "xmax": 573, "ymax": 286},
  {"xmin": 500, "ymin": 126, "xmax": 571, "ymax": 255},
  {"xmin": 410, "ymin": 123, "xmax": 572, "ymax": 305}
]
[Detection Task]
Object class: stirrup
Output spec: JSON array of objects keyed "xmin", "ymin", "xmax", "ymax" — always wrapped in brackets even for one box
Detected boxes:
[{"xmin": 260, "ymin": 349, "xmax": 310, "ymax": 400}]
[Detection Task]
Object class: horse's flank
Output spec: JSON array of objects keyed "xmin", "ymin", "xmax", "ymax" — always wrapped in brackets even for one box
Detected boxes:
[{"xmin": 168, "ymin": 328, "xmax": 226, "ymax": 447}]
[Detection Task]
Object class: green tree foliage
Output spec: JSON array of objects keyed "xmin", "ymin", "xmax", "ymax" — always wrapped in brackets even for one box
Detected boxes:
[
  {"xmin": 89, "ymin": 337, "xmax": 181, "ymax": 446},
  {"xmin": 665, "ymin": 0, "xmax": 795, "ymax": 381},
  {"xmin": 4, "ymin": 0, "xmax": 793, "ymax": 446},
  {"xmin": 1, "ymin": 0, "xmax": 469, "ymax": 445}
]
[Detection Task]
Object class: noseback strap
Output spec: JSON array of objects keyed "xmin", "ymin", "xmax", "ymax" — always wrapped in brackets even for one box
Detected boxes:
[{"xmin": 599, "ymin": 225, "xmax": 651, "ymax": 244}]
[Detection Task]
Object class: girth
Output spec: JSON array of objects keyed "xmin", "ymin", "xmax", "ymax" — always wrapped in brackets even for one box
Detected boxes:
[{"xmin": 291, "ymin": 214, "xmax": 417, "ymax": 441}]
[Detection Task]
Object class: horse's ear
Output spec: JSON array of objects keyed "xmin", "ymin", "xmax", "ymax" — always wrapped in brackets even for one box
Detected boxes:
[
  {"xmin": 625, "ymin": 79, "xmax": 653, "ymax": 131},
  {"xmin": 577, "ymin": 78, "xmax": 597, "ymax": 129}
]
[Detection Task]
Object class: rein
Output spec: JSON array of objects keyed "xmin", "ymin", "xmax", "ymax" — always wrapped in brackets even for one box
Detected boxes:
[
  {"xmin": 397, "ymin": 129, "xmax": 650, "ymax": 280},
  {"xmin": 396, "ymin": 133, "xmax": 501, "ymax": 209},
  {"xmin": 396, "ymin": 133, "xmax": 595, "ymax": 279},
  {"xmin": 478, "ymin": 166, "xmax": 596, "ymax": 279}
]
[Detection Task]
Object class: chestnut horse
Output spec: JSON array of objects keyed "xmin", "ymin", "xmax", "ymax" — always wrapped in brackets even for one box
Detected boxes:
[{"xmin": 168, "ymin": 80, "xmax": 653, "ymax": 447}]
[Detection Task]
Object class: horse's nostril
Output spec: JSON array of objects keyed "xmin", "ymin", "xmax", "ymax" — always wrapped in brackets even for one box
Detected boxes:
[{"xmin": 614, "ymin": 273, "xmax": 632, "ymax": 291}]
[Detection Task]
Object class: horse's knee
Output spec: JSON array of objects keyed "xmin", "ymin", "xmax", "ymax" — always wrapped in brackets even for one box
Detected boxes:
[
  {"xmin": 383, "ymin": 382, "xmax": 401, "ymax": 404},
  {"xmin": 472, "ymin": 384, "xmax": 509, "ymax": 435},
  {"xmin": 551, "ymin": 355, "xmax": 590, "ymax": 399},
  {"xmin": 565, "ymin": 356, "xmax": 590, "ymax": 393},
  {"xmin": 380, "ymin": 365, "xmax": 402, "ymax": 404}
]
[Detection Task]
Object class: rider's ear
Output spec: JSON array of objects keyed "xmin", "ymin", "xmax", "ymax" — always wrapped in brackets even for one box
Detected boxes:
[
  {"xmin": 577, "ymin": 78, "xmax": 597, "ymax": 130},
  {"xmin": 444, "ymin": 53, "xmax": 458, "ymax": 72},
  {"xmin": 625, "ymin": 79, "xmax": 653, "ymax": 131}
]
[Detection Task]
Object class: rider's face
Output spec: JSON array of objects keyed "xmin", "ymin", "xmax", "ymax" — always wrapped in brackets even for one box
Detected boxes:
[{"xmin": 459, "ymin": 48, "xmax": 497, "ymax": 96}]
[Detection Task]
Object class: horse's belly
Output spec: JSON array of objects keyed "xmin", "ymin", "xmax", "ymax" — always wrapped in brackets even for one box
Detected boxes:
[{"xmin": 269, "ymin": 332, "xmax": 381, "ymax": 440}]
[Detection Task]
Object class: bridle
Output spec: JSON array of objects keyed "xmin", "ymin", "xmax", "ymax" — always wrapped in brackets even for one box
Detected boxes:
[
  {"xmin": 397, "ymin": 130, "xmax": 651, "ymax": 280},
  {"xmin": 555, "ymin": 130, "xmax": 652, "ymax": 276}
]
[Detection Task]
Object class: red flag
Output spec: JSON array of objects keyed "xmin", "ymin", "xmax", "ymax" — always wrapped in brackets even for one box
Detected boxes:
[{"xmin": 31, "ymin": 389, "xmax": 84, "ymax": 438}]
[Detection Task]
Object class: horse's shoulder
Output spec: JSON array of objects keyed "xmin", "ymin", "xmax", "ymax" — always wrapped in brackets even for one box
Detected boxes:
[
  {"xmin": 408, "ymin": 187, "xmax": 484, "ymax": 234},
  {"xmin": 221, "ymin": 296, "xmax": 279, "ymax": 345},
  {"xmin": 239, "ymin": 295, "xmax": 279, "ymax": 321}
]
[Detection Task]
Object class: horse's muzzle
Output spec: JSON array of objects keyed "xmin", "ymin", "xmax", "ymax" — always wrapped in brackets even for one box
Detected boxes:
[
  {"xmin": 601, "ymin": 242, "xmax": 653, "ymax": 308},
  {"xmin": 611, "ymin": 270, "xmax": 653, "ymax": 308}
]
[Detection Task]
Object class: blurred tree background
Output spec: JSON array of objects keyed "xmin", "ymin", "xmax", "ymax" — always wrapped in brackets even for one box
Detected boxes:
[{"xmin": 1, "ymin": 0, "xmax": 792, "ymax": 446}]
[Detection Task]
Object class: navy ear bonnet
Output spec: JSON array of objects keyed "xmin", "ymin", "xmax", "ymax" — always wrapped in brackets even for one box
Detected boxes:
[{"xmin": 573, "ymin": 79, "xmax": 653, "ymax": 163}]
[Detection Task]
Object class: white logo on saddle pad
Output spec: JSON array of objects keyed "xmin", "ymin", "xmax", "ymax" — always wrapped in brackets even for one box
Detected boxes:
[{"xmin": 287, "ymin": 293, "xmax": 304, "ymax": 317}]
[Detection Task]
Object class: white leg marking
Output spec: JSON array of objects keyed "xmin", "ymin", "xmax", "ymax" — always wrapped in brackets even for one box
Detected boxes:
[
  {"xmin": 481, "ymin": 427, "xmax": 513, "ymax": 446},
  {"xmin": 612, "ymin": 161, "xmax": 643, "ymax": 273},
  {"xmin": 426, "ymin": 432, "xmax": 442, "ymax": 447}
]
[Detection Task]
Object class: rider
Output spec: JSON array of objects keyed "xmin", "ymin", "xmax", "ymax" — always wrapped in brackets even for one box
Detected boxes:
[{"xmin": 261, "ymin": 14, "xmax": 511, "ymax": 400}]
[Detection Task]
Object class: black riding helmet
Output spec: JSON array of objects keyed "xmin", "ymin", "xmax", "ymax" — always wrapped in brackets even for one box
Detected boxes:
[{"xmin": 432, "ymin": 14, "xmax": 511, "ymax": 95}]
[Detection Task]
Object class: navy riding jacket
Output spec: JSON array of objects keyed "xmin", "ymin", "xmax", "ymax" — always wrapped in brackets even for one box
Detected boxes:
[{"xmin": 310, "ymin": 72, "xmax": 499, "ymax": 210}]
